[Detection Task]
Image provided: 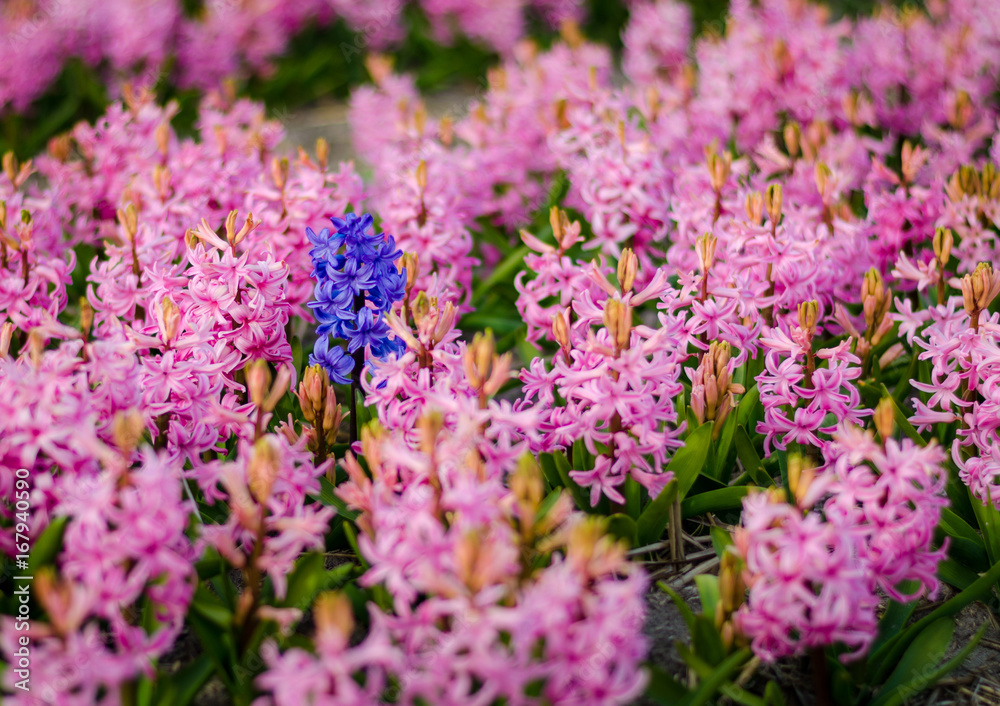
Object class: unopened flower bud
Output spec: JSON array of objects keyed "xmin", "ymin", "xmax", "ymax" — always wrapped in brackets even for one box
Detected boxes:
[
  {"xmin": 617, "ymin": 248, "xmax": 638, "ymax": 293},
  {"xmin": 764, "ymin": 183, "xmax": 783, "ymax": 225},
  {"xmin": 873, "ymin": 397, "xmax": 895, "ymax": 443},
  {"xmin": 798, "ymin": 300, "xmax": 819, "ymax": 334},
  {"xmin": 117, "ymin": 203, "xmax": 138, "ymax": 243},
  {"xmin": 933, "ymin": 227, "xmax": 953, "ymax": 267},
  {"xmin": 984, "ymin": 163, "xmax": 1000, "ymax": 201},
  {"xmin": 552, "ymin": 309, "xmax": 572, "ymax": 351},
  {"xmin": 861, "ymin": 268, "xmax": 889, "ymax": 333},
  {"xmin": 402, "ymin": 252, "xmax": 420, "ymax": 291},
  {"xmin": 706, "ymin": 148, "xmax": 732, "ymax": 192},
  {"xmin": 271, "ymin": 157, "xmax": 289, "ymax": 191},
  {"xmin": 603, "ymin": 298, "xmax": 633, "ymax": 352},
  {"xmin": 814, "ymin": 162, "xmax": 832, "ymax": 198},
  {"xmin": 160, "ymin": 297, "xmax": 180, "ymax": 346},
  {"xmin": 0, "ymin": 322, "xmax": 13, "ymax": 358},
  {"xmin": 226, "ymin": 210, "xmax": 259, "ymax": 248},
  {"xmin": 948, "ymin": 90, "xmax": 971, "ymax": 130},
  {"xmin": 783, "ymin": 122, "xmax": 801, "ymax": 158},
  {"xmin": 745, "ymin": 191, "xmax": 763, "ymax": 224},
  {"xmin": 247, "ymin": 436, "xmax": 281, "ymax": 504},
  {"xmin": 112, "ymin": 409, "xmax": 145, "ymax": 457},
  {"xmin": 80, "ymin": 297, "xmax": 93, "ymax": 338},
  {"xmin": 787, "ymin": 454, "xmax": 816, "ymax": 509},
  {"xmin": 48, "ymin": 135, "xmax": 71, "ymax": 162},
  {"xmin": 560, "ymin": 18, "xmax": 584, "ymax": 48},
  {"xmin": 155, "ymin": 122, "xmax": 170, "ymax": 157},
  {"xmin": 314, "ymin": 592, "xmax": 354, "ymax": 650},
  {"xmin": 900, "ymin": 141, "xmax": 927, "ymax": 185},
  {"xmin": 959, "ymin": 164, "xmax": 980, "ymax": 197},
  {"xmin": 696, "ymin": 233, "xmax": 717, "ymax": 274},
  {"xmin": 321, "ymin": 385, "xmax": 342, "ymax": 443},
  {"xmin": 2, "ymin": 152, "xmax": 16, "ymax": 185},
  {"xmin": 719, "ymin": 551, "xmax": 744, "ymax": 615},
  {"xmin": 246, "ymin": 359, "xmax": 273, "ymax": 407},
  {"xmin": 962, "ymin": 262, "xmax": 1000, "ymax": 319},
  {"xmin": 879, "ymin": 343, "xmax": 904, "ymax": 369},
  {"xmin": 417, "ymin": 411, "xmax": 445, "ymax": 457},
  {"xmin": 316, "ymin": 137, "xmax": 329, "ymax": 171},
  {"xmin": 153, "ymin": 164, "xmax": 171, "ymax": 200},
  {"xmin": 555, "ymin": 98, "xmax": 571, "ymax": 130},
  {"xmin": 411, "ymin": 291, "xmax": 431, "ymax": 325},
  {"xmin": 413, "ymin": 104, "xmax": 427, "ymax": 136},
  {"xmin": 439, "ymin": 115, "xmax": 454, "ymax": 147},
  {"xmin": 415, "ymin": 160, "xmax": 427, "ymax": 192},
  {"xmin": 511, "ymin": 454, "xmax": 545, "ymax": 532},
  {"xmin": 549, "ymin": 206, "xmax": 563, "ymax": 245},
  {"xmin": 297, "ymin": 365, "xmax": 327, "ymax": 424},
  {"xmin": 721, "ymin": 621, "xmax": 736, "ymax": 651}
]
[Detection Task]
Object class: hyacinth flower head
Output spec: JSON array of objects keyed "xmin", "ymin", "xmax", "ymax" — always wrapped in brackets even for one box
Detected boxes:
[
  {"xmin": 307, "ymin": 212, "xmax": 406, "ymax": 445},
  {"xmin": 307, "ymin": 213, "xmax": 406, "ymax": 382}
]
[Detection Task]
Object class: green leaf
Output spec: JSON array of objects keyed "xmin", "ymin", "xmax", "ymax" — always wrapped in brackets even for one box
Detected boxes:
[
  {"xmin": 694, "ymin": 575, "xmax": 720, "ymax": 618},
  {"xmin": 291, "ymin": 336, "xmax": 303, "ymax": 376},
  {"xmin": 691, "ymin": 614, "xmax": 726, "ymax": 667},
  {"xmin": 636, "ymin": 481, "xmax": 679, "ymax": 546},
  {"xmin": 937, "ymin": 557, "xmax": 981, "ymax": 591},
  {"xmin": 871, "ymin": 587, "xmax": 918, "ymax": 655},
  {"xmin": 682, "ymin": 647, "xmax": 753, "ymax": 706},
  {"xmin": 878, "ymin": 384, "xmax": 926, "ymax": 446},
  {"xmin": 188, "ymin": 610, "xmax": 237, "ymax": 690},
  {"xmin": 343, "ymin": 522, "xmax": 367, "ymax": 570},
  {"xmin": 194, "ymin": 549, "xmax": 223, "ymax": 580},
  {"xmin": 191, "ymin": 584, "xmax": 233, "ymax": 629},
  {"xmin": 472, "ymin": 245, "xmax": 530, "ymax": 304},
  {"xmin": 711, "ymin": 414, "xmax": 738, "ymax": 482},
  {"xmin": 710, "ymin": 526, "xmax": 733, "ymax": 557},
  {"xmin": 943, "ymin": 535, "xmax": 989, "ymax": 574},
  {"xmin": 658, "ymin": 581, "xmax": 696, "ymax": 632},
  {"xmin": 735, "ymin": 426, "xmax": 771, "ymax": 487},
  {"xmin": 152, "ymin": 658, "xmax": 214, "ymax": 706},
  {"xmin": 869, "ymin": 557, "xmax": 1000, "ymax": 682},
  {"xmin": 354, "ymin": 388, "xmax": 374, "ymax": 433},
  {"xmin": 28, "ymin": 516, "xmax": 68, "ymax": 571},
  {"xmin": 315, "ymin": 476, "xmax": 358, "ymax": 520},
  {"xmin": 624, "ymin": 476, "xmax": 641, "ymax": 519},
  {"xmin": 871, "ymin": 619, "xmax": 984, "ymax": 706},
  {"xmin": 970, "ymin": 488, "xmax": 1000, "ymax": 565},
  {"xmin": 682, "ymin": 487, "xmax": 750, "ymax": 519},
  {"xmin": 551, "ymin": 450, "xmax": 592, "ymax": 511},
  {"xmin": 673, "ymin": 422, "xmax": 715, "ymax": 499},
  {"xmin": 538, "ymin": 453, "xmax": 561, "ymax": 490},
  {"xmin": 282, "ymin": 552, "xmax": 329, "ymax": 610},
  {"xmin": 677, "ymin": 646, "xmax": 767, "ymax": 706},
  {"xmin": 644, "ymin": 665, "xmax": 691, "ymax": 703},
  {"xmin": 571, "ymin": 438, "xmax": 593, "ymax": 477},
  {"xmin": 736, "ymin": 384, "xmax": 761, "ymax": 429},
  {"xmin": 939, "ymin": 507, "xmax": 987, "ymax": 547},
  {"xmin": 763, "ymin": 682, "xmax": 787, "ymax": 706},
  {"xmin": 606, "ymin": 513, "xmax": 638, "ymax": 547}
]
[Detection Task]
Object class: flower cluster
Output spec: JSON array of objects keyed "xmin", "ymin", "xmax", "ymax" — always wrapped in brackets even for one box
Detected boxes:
[
  {"xmin": 308, "ymin": 212, "xmax": 406, "ymax": 384},
  {"xmin": 257, "ymin": 416, "xmax": 648, "ymax": 706},
  {"xmin": 0, "ymin": 0, "xmax": 584, "ymax": 114},
  {"xmin": 756, "ymin": 303, "xmax": 870, "ymax": 456},
  {"xmin": 735, "ymin": 422, "xmax": 950, "ymax": 662}
]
